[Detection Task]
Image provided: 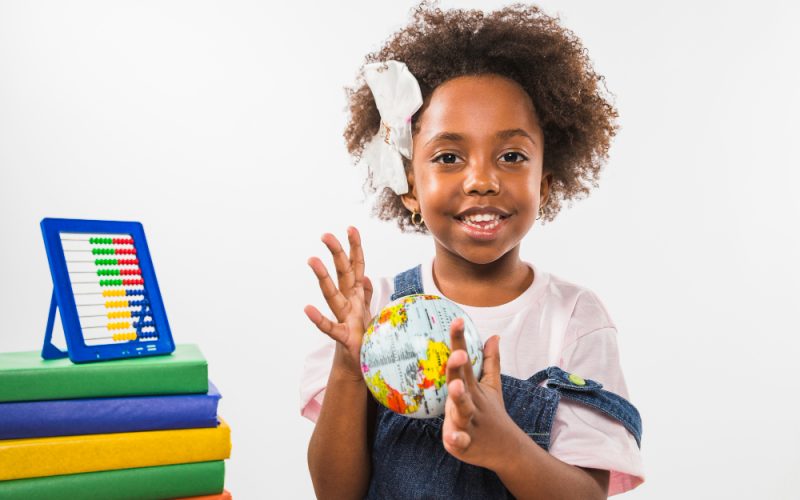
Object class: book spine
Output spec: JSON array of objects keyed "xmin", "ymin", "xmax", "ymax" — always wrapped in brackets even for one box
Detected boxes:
[
  {"xmin": 0, "ymin": 461, "xmax": 225, "ymax": 500},
  {"xmin": 0, "ymin": 345, "xmax": 208, "ymax": 403},
  {"xmin": 0, "ymin": 361, "xmax": 208, "ymax": 402},
  {"xmin": 0, "ymin": 386, "xmax": 220, "ymax": 440},
  {"xmin": 0, "ymin": 419, "xmax": 231, "ymax": 481}
]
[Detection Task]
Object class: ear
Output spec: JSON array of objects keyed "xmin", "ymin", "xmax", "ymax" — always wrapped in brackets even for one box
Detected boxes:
[
  {"xmin": 400, "ymin": 167, "xmax": 420, "ymax": 212},
  {"xmin": 540, "ymin": 171, "xmax": 553, "ymax": 207}
]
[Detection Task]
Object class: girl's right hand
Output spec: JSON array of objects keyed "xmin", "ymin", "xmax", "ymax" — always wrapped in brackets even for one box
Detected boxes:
[{"xmin": 304, "ymin": 226, "xmax": 374, "ymax": 381}]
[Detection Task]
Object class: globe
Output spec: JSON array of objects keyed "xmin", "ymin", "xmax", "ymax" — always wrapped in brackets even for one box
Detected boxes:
[{"xmin": 360, "ymin": 294, "xmax": 483, "ymax": 418}]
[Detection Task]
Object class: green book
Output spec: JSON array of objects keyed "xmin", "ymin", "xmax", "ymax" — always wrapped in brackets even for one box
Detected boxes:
[
  {"xmin": 0, "ymin": 344, "xmax": 208, "ymax": 403},
  {"xmin": 0, "ymin": 460, "xmax": 224, "ymax": 500}
]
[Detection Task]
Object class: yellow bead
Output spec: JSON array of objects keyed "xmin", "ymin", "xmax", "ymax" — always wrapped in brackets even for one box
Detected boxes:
[{"xmin": 568, "ymin": 373, "xmax": 586, "ymax": 386}]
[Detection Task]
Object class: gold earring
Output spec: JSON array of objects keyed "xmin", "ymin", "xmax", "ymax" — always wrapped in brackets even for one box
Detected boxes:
[
  {"xmin": 411, "ymin": 211, "xmax": 424, "ymax": 226},
  {"xmin": 536, "ymin": 204, "xmax": 545, "ymax": 221}
]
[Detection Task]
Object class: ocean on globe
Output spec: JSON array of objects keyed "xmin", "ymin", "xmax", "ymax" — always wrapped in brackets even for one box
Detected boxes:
[{"xmin": 360, "ymin": 294, "xmax": 483, "ymax": 418}]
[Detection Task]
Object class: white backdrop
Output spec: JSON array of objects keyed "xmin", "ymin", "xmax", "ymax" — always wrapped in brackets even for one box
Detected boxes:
[{"xmin": 1, "ymin": 1, "xmax": 799, "ymax": 498}]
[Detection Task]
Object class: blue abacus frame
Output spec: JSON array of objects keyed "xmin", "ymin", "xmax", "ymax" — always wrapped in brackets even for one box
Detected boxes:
[{"xmin": 40, "ymin": 218, "xmax": 175, "ymax": 363}]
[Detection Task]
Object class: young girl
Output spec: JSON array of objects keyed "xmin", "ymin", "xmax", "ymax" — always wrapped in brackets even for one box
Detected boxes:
[{"xmin": 300, "ymin": 3, "xmax": 644, "ymax": 498}]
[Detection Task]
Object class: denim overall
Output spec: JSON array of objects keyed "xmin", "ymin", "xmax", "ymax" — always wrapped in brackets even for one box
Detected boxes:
[{"xmin": 365, "ymin": 265, "xmax": 642, "ymax": 499}]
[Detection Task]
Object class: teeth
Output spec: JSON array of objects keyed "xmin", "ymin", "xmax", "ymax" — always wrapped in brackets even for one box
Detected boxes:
[
  {"xmin": 462, "ymin": 218, "xmax": 501, "ymax": 230},
  {"xmin": 463, "ymin": 213, "xmax": 500, "ymax": 223}
]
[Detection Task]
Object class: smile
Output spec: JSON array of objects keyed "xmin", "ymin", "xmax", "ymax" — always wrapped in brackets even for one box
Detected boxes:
[{"xmin": 455, "ymin": 213, "xmax": 509, "ymax": 239}]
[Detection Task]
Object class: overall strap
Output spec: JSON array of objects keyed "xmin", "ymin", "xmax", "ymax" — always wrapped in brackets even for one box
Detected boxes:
[
  {"xmin": 391, "ymin": 264, "xmax": 424, "ymax": 300},
  {"xmin": 528, "ymin": 366, "xmax": 643, "ymax": 447},
  {"xmin": 390, "ymin": 264, "xmax": 643, "ymax": 448}
]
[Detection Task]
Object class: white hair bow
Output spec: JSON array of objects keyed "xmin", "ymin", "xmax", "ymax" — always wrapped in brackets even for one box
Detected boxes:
[{"xmin": 359, "ymin": 61, "xmax": 423, "ymax": 195}]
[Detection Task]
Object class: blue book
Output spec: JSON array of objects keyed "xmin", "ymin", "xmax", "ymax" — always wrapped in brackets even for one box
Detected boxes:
[{"xmin": 0, "ymin": 381, "xmax": 220, "ymax": 440}]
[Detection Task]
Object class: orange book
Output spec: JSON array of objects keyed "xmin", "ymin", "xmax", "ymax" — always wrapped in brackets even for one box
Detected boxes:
[{"xmin": 179, "ymin": 489, "xmax": 233, "ymax": 500}]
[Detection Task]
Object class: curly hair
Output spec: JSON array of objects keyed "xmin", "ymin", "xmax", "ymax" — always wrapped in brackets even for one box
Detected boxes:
[{"xmin": 344, "ymin": 1, "xmax": 618, "ymax": 233}]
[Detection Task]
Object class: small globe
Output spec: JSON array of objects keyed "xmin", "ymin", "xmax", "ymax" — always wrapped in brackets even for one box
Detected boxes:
[{"xmin": 360, "ymin": 294, "xmax": 483, "ymax": 418}]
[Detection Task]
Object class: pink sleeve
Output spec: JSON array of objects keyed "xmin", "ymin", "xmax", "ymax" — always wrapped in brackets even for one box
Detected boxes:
[
  {"xmin": 299, "ymin": 338, "xmax": 335, "ymax": 423},
  {"xmin": 549, "ymin": 327, "xmax": 645, "ymax": 496}
]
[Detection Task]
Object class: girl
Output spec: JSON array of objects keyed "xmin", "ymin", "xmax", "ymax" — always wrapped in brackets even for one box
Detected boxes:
[{"xmin": 300, "ymin": 3, "xmax": 644, "ymax": 498}]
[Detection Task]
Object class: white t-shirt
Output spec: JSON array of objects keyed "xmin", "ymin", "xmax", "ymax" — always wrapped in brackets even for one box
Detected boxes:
[{"xmin": 300, "ymin": 257, "xmax": 645, "ymax": 496}]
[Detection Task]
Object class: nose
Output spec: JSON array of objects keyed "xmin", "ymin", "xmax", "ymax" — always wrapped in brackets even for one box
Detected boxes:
[{"xmin": 462, "ymin": 157, "xmax": 499, "ymax": 196}]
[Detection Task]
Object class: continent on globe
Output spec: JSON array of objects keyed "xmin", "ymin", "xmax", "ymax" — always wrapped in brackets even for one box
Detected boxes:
[
  {"xmin": 360, "ymin": 294, "xmax": 483, "ymax": 418},
  {"xmin": 418, "ymin": 339, "xmax": 449, "ymax": 390}
]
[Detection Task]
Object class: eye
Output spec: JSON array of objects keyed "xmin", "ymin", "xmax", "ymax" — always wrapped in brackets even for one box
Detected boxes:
[
  {"xmin": 433, "ymin": 153, "xmax": 460, "ymax": 164},
  {"xmin": 501, "ymin": 152, "xmax": 528, "ymax": 163}
]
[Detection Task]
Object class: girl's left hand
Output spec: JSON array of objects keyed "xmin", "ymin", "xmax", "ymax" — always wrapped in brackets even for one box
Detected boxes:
[{"xmin": 442, "ymin": 319, "xmax": 521, "ymax": 471}]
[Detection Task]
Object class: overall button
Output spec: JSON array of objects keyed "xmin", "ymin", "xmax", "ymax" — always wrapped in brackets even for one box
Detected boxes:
[{"xmin": 568, "ymin": 373, "xmax": 586, "ymax": 386}]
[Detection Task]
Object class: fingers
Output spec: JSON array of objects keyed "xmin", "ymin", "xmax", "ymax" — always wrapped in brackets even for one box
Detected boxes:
[
  {"xmin": 307, "ymin": 257, "xmax": 350, "ymax": 322},
  {"xmin": 480, "ymin": 335, "xmax": 502, "ymax": 388},
  {"xmin": 448, "ymin": 317, "xmax": 477, "ymax": 387},
  {"xmin": 444, "ymin": 378, "xmax": 475, "ymax": 453},
  {"xmin": 363, "ymin": 275, "xmax": 374, "ymax": 310},
  {"xmin": 347, "ymin": 226, "xmax": 366, "ymax": 288},
  {"xmin": 444, "ymin": 428, "xmax": 472, "ymax": 453},
  {"xmin": 446, "ymin": 348, "xmax": 468, "ymax": 385},
  {"xmin": 321, "ymin": 233, "xmax": 355, "ymax": 295},
  {"xmin": 447, "ymin": 378, "xmax": 476, "ymax": 428},
  {"xmin": 303, "ymin": 304, "xmax": 348, "ymax": 344},
  {"xmin": 449, "ymin": 317, "xmax": 467, "ymax": 352}
]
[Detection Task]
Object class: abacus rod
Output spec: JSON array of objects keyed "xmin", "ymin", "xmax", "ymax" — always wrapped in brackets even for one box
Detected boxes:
[
  {"xmin": 71, "ymin": 281, "xmax": 143, "ymax": 284},
  {"xmin": 77, "ymin": 303, "xmax": 143, "ymax": 307},
  {"xmin": 60, "ymin": 238, "xmax": 134, "ymax": 242},
  {"xmin": 81, "ymin": 322, "xmax": 147, "ymax": 330},
  {"xmin": 67, "ymin": 259, "xmax": 141, "ymax": 266}
]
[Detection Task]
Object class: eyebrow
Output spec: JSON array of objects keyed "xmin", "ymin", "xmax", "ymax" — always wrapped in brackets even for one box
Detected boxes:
[
  {"xmin": 496, "ymin": 128, "xmax": 536, "ymax": 144},
  {"xmin": 424, "ymin": 129, "xmax": 537, "ymax": 147}
]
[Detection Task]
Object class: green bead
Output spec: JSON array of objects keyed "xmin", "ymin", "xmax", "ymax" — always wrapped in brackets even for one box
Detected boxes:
[{"xmin": 568, "ymin": 373, "xmax": 586, "ymax": 386}]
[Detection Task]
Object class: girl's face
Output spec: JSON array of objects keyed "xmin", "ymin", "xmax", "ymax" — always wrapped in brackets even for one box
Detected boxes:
[{"xmin": 402, "ymin": 74, "xmax": 550, "ymax": 266}]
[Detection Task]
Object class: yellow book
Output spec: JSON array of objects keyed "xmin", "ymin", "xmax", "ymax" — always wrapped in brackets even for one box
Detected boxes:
[{"xmin": 0, "ymin": 418, "xmax": 231, "ymax": 481}]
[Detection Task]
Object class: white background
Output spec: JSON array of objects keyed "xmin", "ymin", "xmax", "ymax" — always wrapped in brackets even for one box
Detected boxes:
[{"xmin": 1, "ymin": 1, "xmax": 799, "ymax": 498}]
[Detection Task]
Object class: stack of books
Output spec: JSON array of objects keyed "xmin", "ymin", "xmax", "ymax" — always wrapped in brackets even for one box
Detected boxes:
[{"xmin": 0, "ymin": 344, "xmax": 232, "ymax": 499}]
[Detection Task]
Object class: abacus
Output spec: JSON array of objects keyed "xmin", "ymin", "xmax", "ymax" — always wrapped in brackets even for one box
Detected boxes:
[{"xmin": 40, "ymin": 218, "xmax": 174, "ymax": 363}]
